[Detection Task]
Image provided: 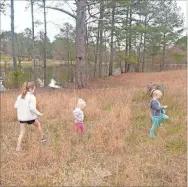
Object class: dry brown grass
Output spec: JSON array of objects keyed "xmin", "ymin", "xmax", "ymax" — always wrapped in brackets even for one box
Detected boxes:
[{"xmin": 1, "ymin": 70, "xmax": 187, "ymax": 186}]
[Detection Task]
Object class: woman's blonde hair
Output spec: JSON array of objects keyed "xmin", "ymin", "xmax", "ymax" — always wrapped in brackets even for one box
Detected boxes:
[
  {"xmin": 152, "ymin": 89, "xmax": 163, "ymax": 97},
  {"xmin": 21, "ymin": 82, "xmax": 35, "ymax": 99},
  {"xmin": 77, "ymin": 98, "xmax": 86, "ymax": 108}
]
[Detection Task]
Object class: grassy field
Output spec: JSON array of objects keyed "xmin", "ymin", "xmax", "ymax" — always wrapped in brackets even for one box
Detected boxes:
[{"xmin": 1, "ymin": 70, "xmax": 186, "ymax": 186}]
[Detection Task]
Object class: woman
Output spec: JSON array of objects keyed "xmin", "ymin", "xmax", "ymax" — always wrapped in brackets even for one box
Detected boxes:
[{"xmin": 14, "ymin": 82, "xmax": 46, "ymax": 152}]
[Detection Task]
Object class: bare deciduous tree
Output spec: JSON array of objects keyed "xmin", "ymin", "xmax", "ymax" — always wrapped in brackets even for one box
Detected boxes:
[
  {"xmin": 11, "ymin": 0, "xmax": 17, "ymax": 72},
  {"xmin": 46, "ymin": 0, "xmax": 88, "ymax": 88}
]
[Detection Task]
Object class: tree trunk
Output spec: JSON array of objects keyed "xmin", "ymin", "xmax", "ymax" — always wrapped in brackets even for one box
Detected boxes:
[
  {"xmin": 109, "ymin": 2, "xmax": 115, "ymax": 76},
  {"xmin": 136, "ymin": 33, "xmax": 143, "ymax": 72},
  {"xmin": 85, "ymin": 23, "xmax": 90, "ymax": 79},
  {"xmin": 94, "ymin": 25, "xmax": 100, "ymax": 77},
  {"xmin": 18, "ymin": 57, "xmax": 22, "ymax": 68},
  {"xmin": 43, "ymin": 0, "xmax": 47, "ymax": 86},
  {"xmin": 127, "ymin": 3, "xmax": 132, "ymax": 72},
  {"xmin": 125, "ymin": 6, "xmax": 129, "ymax": 73},
  {"xmin": 31, "ymin": 0, "xmax": 36, "ymax": 84},
  {"xmin": 98, "ymin": 0, "xmax": 104, "ymax": 77},
  {"xmin": 142, "ymin": 16, "xmax": 147, "ymax": 72},
  {"xmin": 161, "ymin": 33, "xmax": 166, "ymax": 71},
  {"xmin": 75, "ymin": 0, "xmax": 87, "ymax": 88},
  {"xmin": 161, "ymin": 10, "xmax": 168, "ymax": 72},
  {"xmin": 11, "ymin": 0, "xmax": 17, "ymax": 72},
  {"xmin": 119, "ymin": 48, "xmax": 123, "ymax": 73},
  {"xmin": 151, "ymin": 55, "xmax": 155, "ymax": 71},
  {"xmin": 67, "ymin": 28, "xmax": 71, "ymax": 82},
  {"xmin": 104, "ymin": 30, "xmax": 108, "ymax": 76}
]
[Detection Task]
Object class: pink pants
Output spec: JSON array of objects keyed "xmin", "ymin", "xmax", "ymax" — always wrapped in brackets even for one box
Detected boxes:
[{"xmin": 75, "ymin": 122, "xmax": 85, "ymax": 134}]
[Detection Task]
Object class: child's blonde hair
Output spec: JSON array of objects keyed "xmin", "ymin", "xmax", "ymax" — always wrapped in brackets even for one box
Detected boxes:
[
  {"xmin": 21, "ymin": 82, "xmax": 35, "ymax": 99},
  {"xmin": 77, "ymin": 98, "xmax": 86, "ymax": 108},
  {"xmin": 152, "ymin": 90, "xmax": 163, "ymax": 97}
]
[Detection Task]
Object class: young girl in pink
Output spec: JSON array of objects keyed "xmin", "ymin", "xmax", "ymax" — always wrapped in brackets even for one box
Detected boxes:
[{"xmin": 73, "ymin": 99, "xmax": 86, "ymax": 135}]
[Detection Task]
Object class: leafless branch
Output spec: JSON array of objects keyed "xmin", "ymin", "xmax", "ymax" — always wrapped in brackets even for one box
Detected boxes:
[
  {"xmin": 85, "ymin": 1, "xmax": 98, "ymax": 7},
  {"xmin": 64, "ymin": 0, "xmax": 76, "ymax": 16},
  {"xmin": 46, "ymin": 6, "xmax": 76, "ymax": 19},
  {"xmin": 86, "ymin": 19, "xmax": 98, "ymax": 25},
  {"xmin": 47, "ymin": 21, "xmax": 62, "ymax": 28},
  {"xmin": 86, "ymin": 11, "xmax": 100, "ymax": 21},
  {"xmin": 87, "ymin": 3, "xmax": 99, "ymax": 19}
]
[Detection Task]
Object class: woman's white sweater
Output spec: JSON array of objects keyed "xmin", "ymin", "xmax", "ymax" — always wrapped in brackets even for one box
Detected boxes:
[{"xmin": 14, "ymin": 92, "xmax": 42, "ymax": 121}]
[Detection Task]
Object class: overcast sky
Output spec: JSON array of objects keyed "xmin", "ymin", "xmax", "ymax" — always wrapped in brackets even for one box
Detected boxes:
[{"xmin": 1, "ymin": 0, "xmax": 187, "ymax": 42}]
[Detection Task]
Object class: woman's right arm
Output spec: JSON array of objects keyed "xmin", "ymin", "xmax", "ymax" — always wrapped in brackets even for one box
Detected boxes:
[{"xmin": 29, "ymin": 95, "xmax": 42, "ymax": 116}]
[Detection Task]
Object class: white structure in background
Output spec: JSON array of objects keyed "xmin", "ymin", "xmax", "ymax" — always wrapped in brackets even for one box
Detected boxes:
[
  {"xmin": 0, "ymin": 77, "xmax": 6, "ymax": 92},
  {"xmin": 37, "ymin": 78, "xmax": 44, "ymax": 87},
  {"xmin": 48, "ymin": 79, "xmax": 61, "ymax": 89}
]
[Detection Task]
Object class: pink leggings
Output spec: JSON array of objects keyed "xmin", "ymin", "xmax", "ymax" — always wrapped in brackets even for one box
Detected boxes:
[{"xmin": 75, "ymin": 122, "xmax": 85, "ymax": 134}]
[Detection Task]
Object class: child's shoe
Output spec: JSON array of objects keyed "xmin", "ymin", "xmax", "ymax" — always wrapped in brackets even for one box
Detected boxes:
[{"xmin": 149, "ymin": 134, "xmax": 156, "ymax": 138}]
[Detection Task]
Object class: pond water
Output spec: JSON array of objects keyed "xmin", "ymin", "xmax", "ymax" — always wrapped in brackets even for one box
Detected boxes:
[{"xmin": 0, "ymin": 64, "xmax": 117, "ymax": 87}]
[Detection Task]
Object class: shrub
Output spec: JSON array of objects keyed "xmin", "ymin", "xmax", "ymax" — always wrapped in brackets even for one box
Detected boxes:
[{"xmin": 8, "ymin": 68, "xmax": 24, "ymax": 87}]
